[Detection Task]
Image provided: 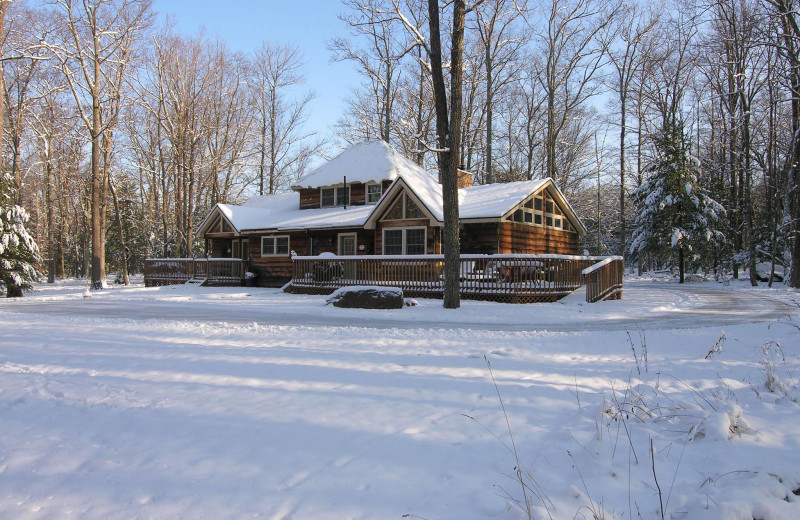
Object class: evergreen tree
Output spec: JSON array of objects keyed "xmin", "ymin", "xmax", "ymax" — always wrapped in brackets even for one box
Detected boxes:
[
  {"xmin": 0, "ymin": 173, "xmax": 40, "ymax": 297},
  {"xmin": 629, "ymin": 122, "xmax": 725, "ymax": 283}
]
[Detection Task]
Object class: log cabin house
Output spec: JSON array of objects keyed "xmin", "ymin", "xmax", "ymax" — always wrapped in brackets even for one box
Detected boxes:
[{"xmin": 195, "ymin": 140, "xmax": 588, "ymax": 287}]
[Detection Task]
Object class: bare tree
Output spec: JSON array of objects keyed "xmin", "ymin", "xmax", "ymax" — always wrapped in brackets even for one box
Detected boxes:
[
  {"xmin": 46, "ymin": 0, "xmax": 153, "ymax": 289},
  {"xmin": 331, "ymin": 0, "xmax": 416, "ymax": 145},
  {"xmin": 607, "ymin": 5, "xmax": 658, "ymax": 257},
  {"xmin": 427, "ymin": 0, "xmax": 468, "ymax": 308},
  {"xmin": 248, "ymin": 42, "xmax": 319, "ymax": 195},
  {"xmin": 766, "ymin": 0, "xmax": 800, "ymax": 288},
  {"xmin": 528, "ymin": 0, "xmax": 619, "ymax": 187},
  {"xmin": 204, "ymin": 41, "xmax": 251, "ymax": 203},
  {"xmin": 2, "ymin": 4, "xmax": 49, "ymax": 206},
  {"xmin": 473, "ymin": 0, "xmax": 525, "ymax": 183}
]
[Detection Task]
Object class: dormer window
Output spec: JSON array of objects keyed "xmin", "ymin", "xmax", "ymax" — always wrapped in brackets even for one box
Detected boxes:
[
  {"xmin": 321, "ymin": 186, "xmax": 350, "ymax": 208},
  {"xmin": 366, "ymin": 183, "xmax": 382, "ymax": 204}
]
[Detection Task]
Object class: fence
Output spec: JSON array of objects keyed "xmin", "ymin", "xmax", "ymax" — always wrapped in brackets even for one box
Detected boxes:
[
  {"xmin": 288, "ymin": 254, "xmax": 623, "ymax": 303},
  {"xmin": 144, "ymin": 258, "xmax": 245, "ymax": 287},
  {"xmin": 582, "ymin": 256, "xmax": 624, "ymax": 302}
]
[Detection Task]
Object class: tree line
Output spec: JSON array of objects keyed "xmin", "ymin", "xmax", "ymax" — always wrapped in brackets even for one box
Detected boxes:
[{"xmin": 2, "ymin": 0, "xmax": 800, "ymax": 293}]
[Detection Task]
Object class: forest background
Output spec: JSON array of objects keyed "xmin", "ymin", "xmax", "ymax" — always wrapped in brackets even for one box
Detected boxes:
[{"xmin": 2, "ymin": 0, "xmax": 800, "ymax": 291}]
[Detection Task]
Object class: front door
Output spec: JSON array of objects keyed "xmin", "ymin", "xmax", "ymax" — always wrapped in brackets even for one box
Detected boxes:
[
  {"xmin": 338, "ymin": 233, "xmax": 357, "ymax": 256},
  {"xmin": 338, "ymin": 233, "xmax": 357, "ymax": 279}
]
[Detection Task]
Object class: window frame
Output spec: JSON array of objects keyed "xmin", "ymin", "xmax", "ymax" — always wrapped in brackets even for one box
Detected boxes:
[
  {"xmin": 320, "ymin": 186, "xmax": 350, "ymax": 208},
  {"xmin": 382, "ymin": 226, "xmax": 427, "ymax": 255},
  {"xmin": 366, "ymin": 183, "xmax": 382, "ymax": 204},
  {"xmin": 261, "ymin": 235, "xmax": 290, "ymax": 257}
]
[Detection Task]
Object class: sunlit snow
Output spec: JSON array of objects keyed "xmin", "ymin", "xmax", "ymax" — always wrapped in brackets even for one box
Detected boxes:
[{"xmin": 0, "ymin": 277, "xmax": 798, "ymax": 519}]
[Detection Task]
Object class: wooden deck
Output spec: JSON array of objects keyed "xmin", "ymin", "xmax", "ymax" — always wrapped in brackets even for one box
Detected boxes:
[
  {"xmin": 286, "ymin": 254, "xmax": 624, "ymax": 303},
  {"xmin": 144, "ymin": 258, "xmax": 246, "ymax": 287}
]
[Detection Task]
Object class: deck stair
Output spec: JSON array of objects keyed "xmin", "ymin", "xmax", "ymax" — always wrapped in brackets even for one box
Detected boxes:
[{"xmin": 185, "ymin": 276, "xmax": 207, "ymax": 286}]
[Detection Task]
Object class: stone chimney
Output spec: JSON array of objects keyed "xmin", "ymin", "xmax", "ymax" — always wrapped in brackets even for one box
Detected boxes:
[{"xmin": 438, "ymin": 168, "xmax": 473, "ymax": 188}]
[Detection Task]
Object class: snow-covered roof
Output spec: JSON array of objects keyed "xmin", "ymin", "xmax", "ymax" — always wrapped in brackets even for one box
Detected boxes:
[
  {"xmin": 268, "ymin": 204, "xmax": 373, "ymax": 231},
  {"xmin": 215, "ymin": 193, "xmax": 297, "ymax": 231},
  {"xmin": 208, "ymin": 193, "xmax": 372, "ymax": 233},
  {"xmin": 199, "ymin": 142, "xmax": 585, "ymax": 235},
  {"xmin": 397, "ymin": 170, "xmax": 444, "ymax": 222},
  {"xmin": 459, "ymin": 178, "xmax": 549, "ymax": 219},
  {"xmin": 292, "ymin": 140, "xmax": 434, "ymax": 189}
]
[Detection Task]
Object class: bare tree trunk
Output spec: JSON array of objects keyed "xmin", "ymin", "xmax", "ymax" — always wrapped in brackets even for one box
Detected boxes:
[
  {"xmin": 428, "ymin": 0, "xmax": 466, "ymax": 309},
  {"xmin": 108, "ymin": 173, "xmax": 130, "ymax": 285}
]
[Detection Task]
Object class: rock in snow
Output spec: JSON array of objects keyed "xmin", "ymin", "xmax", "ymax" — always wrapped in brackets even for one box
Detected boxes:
[{"xmin": 326, "ymin": 285, "xmax": 404, "ymax": 309}]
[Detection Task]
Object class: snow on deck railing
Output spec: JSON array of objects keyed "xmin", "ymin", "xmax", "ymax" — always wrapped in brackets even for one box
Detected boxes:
[
  {"xmin": 144, "ymin": 258, "xmax": 245, "ymax": 287},
  {"xmin": 289, "ymin": 253, "xmax": 622, "ymax": 303},
  {"xmin": 581, "ymin": 256, "xmax": 623, "ymax": 276},
  {"xmin": 292, "ymin": 253, "xmax": 612, "ymax": 261},
  {"xmin": 582, "ymin": 256, "xmax": 624, "ymax": 303}
]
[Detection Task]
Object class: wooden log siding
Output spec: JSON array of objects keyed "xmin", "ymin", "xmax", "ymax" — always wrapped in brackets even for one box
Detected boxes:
[
  {"xmin": 498, "ymin": 221, "xmax": 579, "ymax": 255},
  {"xmin": 582, "ymin": 256, "xmax": 624, "ymax": 303},
  {"xmin": 287, "ymin": 254, "xmax": 616, "ymax": 303},
  {"xmin": 144, "ymin": 258, "xmax": 245, "ymax": 286},
  {"xmin": 299, "ymin": 183, "xmax": 370, "ymax": 209}
]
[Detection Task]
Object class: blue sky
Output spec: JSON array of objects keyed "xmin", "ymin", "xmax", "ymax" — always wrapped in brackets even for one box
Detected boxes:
[{"xmin": 153, "ymin": 0, "xmax": 360, "ymax": 144}]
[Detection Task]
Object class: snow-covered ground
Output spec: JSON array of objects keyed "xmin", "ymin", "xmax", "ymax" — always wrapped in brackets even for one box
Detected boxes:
[{"xmin": 0, "ymin": 278, "xmax": 798, "ymax": 519}]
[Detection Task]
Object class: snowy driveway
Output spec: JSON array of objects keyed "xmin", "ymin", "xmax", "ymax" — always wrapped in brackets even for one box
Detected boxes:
[
  {"xmin": 0, "ymin": 280, "xmax": 798, "ymax": 520},
  {"xmin": 0, "ymin": 280, "xmax": 793, "ymax": 331}
]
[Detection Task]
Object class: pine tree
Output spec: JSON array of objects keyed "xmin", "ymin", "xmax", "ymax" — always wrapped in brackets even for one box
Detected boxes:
[
  {"xmin": 0, "ymin": 173, "xmax": 40, "ymax": 297},
  {"xmin": 629, "ymin": 122, "xmax": 725, "ymax": 283}
]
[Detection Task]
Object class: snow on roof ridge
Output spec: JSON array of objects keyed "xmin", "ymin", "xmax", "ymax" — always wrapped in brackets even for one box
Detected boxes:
[{"xmin": 292, "ymin": 140, "xmax": 433, "ymax": 189}]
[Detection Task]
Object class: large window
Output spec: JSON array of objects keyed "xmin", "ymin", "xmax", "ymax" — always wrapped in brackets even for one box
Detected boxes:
[
  {"xmin": 405, "ymin": 228, "xmax": 426, "ymax": 254},
  {"xmin": 261, "ymin": 235, "xmax": 290, "ymax": 256},
  {"xmin": 504, "ymin": 193, "xmax": 575, "ymax": 232},
  {"xmin": 382, "ymin": 227, "xmax": 427, "ymax": 255},
  {"xmin": 383, "ymin": 229, "xmax": 403, "ymax": 255},
  {"xmin": 321, "ymin": 186, "xmax": 350, "ymax": 208}
]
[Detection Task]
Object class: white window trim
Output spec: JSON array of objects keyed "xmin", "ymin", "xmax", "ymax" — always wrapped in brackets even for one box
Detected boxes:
[
  {"xmin": 320, "ymin": 185, "xmax": 350, "ymax": 208},
  {"xmin": 338, "ymin": 232, "xmax": 358, "ymax": 255},
  {"xmin": 382, "ymin": 226, "xmax": 427, "ymax": 255},
  {"xmin": 366, "ymin": 182, "xmax": 382, "ymax": 204},
  {"xmin": 505, "ymin": 193, "xmax": 575, "ymax": 232},
  {"xmin": 261, "ymin": 235, "xmax": 290, "ymax": 257}
]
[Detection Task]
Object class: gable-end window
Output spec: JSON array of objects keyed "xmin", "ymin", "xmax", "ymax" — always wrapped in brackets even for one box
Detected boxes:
[
  {"xmin": 405, "ymin": 196, "xmax": 424, "ymax": 218},
  {"xmin": 383, "ymin": 196, "xmax": 405, "ymax": 220},
  {"xmin": 321, "ymin": 186, "xmax": 350, "ymax": 208},
  {"xmin": 381, "ymin": 192, "xmax": 427, "ymax": 221},
  {"xmin": 507, "ymin": 195, "xmax": 543, "ymax": 226},
  {"xmin": 366, "ymin": 183, "xmax": 382, "ymax": 204},
  {"xmin": 382, "ymin": 227, "xmax": 426, "ymax": 255},
  {"xmin": 542, "ymin": 195, "xmax": 575, "ymax": 232},
  {"xmin": 261, "ymin": 235, "xmax": 290, "ymax": 256}
]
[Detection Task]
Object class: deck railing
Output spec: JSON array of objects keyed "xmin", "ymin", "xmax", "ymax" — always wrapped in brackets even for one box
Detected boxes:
[
  {"xmin": 582, "ymin": 256, "xmax": 624, "ymax": 302},
  {"xmin": 144, "ymin": 258, "xmax": 245, "ymax": 287},
  {"xmin": 288, "ymin": 254, "xmax": 622, "ymax": 303}
]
